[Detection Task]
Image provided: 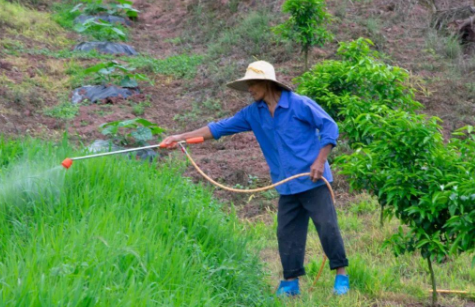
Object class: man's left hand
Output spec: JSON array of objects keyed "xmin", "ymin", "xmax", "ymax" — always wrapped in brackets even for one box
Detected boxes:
[{"xmin": 310, "ymin": 161, "xmax": 325, "ymax": 182}]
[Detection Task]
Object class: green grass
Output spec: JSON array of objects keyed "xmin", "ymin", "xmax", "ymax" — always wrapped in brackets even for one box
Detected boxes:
[
  {"xmin": 0, "ymin": 0, "xmax": 72, "ymax": 48},
  {"xmin": 43, "ymin": 100, "xmax": 80, "ymax": 119},
  {"xmin": 2, "ymin": 48, "xmax": 203, "ymax": 81},
  {"xmin": 247, "ymin": 195, "xmax": 475, "ymax": 306},
  {"xmin": 0, "ymin": 137, "xmax": 277, "ymax": 306}
]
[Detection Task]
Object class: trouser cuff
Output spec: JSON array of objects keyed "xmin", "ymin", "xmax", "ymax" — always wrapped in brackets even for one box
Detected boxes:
[
  {"xmin": 283, "ymin": 267, "xmax": 306, "ymax": 280},
  {"xmin": 329, "ymin": 259, "xmax": 349, "ymax": 270}
]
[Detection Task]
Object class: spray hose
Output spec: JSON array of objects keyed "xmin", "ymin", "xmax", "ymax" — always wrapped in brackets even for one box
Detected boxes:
[{"xmin": 176, "ymin": 141, "xmax": 330, "ymax": 289}]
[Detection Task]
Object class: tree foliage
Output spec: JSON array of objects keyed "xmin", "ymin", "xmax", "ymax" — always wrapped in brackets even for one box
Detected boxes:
[
  {"xmin": 273, "ymin": 0, "xmax": 333, "ymax": 71},
  {"xmin": 296, "ymin": 38, "xmax": 475, "ymax": 306}
]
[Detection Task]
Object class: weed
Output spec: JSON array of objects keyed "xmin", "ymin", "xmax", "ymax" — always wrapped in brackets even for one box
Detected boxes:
[
  {"xmin": 261, "ymin": 189, "xmax": 279, "ymax": 200},
  {"xmin": 444, "ymin": 35, "xmax": 462, "ymax": 59},
  {"xmin": 426, "ymin": 29, "xmax": 462, "ymax": 60},
  {"xmin": 349, "ymin": 193, "xmax": 378, "ymax": 214},
  {"xmin": 124, "ymin": 54, "xmax": 203, "ymax": 79},
  {"xmin": 465, "ymin": 82, "xmax": 475, "ymax": 100},
  {"xmin": 131, "ymin": 100, "xmax": 151, "ymax": 116},
  {"xmin": 43, "ymin": 101, "xmax": 80, "ymax": 119},
  {"xmin": 93, "ymin": 104, "xmax": 114, "ymax": 116}
]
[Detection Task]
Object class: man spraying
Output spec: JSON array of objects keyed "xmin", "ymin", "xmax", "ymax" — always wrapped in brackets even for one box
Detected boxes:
[{"xmin": 161, "ymin": 61, "xmax": 349, "ymax": 296}]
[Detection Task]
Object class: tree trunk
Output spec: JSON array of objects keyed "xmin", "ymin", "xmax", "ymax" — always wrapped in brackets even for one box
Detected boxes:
[
  {"xmin": 304, "ymin": 48, "xmax": 309, "ymax": 72},
  {"xmin": 427, "ymin": 256, "xmax": 437, "ymax": 307}
]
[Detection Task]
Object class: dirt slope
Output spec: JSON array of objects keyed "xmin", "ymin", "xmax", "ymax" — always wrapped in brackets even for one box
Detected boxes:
[{"xmin": 1, "ymin": 0, "xmax": 474, "ymax": 217}]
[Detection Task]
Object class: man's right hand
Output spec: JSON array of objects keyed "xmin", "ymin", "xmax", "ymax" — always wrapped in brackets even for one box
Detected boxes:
[{"xmin": 160, "ymin": 135, "xmax": 184, "ymax": 149}]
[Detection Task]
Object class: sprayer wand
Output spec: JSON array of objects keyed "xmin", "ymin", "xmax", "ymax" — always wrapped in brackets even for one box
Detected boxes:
[{"xmin": 61, "ymin": 137, "xmax": 205, "ymax": 169}]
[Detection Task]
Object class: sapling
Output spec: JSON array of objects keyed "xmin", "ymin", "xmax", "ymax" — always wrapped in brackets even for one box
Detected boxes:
[{"xmin": 273, "ymin": 0, "xmax": 333, "ymax": 71}]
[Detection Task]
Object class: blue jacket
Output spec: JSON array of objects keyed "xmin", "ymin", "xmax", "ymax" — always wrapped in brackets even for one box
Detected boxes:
[{"xmin": 208, "ymin": 90, "xmax": 338, "ymax": 195}]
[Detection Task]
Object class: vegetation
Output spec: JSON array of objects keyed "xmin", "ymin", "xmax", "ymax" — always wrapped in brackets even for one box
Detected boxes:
[
  {"xmin": 74, "ymin": 18, "xmax": 129, "ymax": 42},
  {"xmin": 98, "ymin": 118, "xmax": 164, "ymax": 146},
  {"xmin": 71, "ymin": 0, "xmax": 140, "ymax": 19},
  {"xmin": 84, "ymin": 61, "xmax": 153, "ymax": 88},
  {"xmin": 274, "ymin": 0, "xmax": 333, "ymax": 71},
  {"xmin": 2, "ymin": 1, "xmax": 475, "ymax": 306},
  {"xmin": 297, "ymin": 38, "xmax": 475, "ymax": 306},
  {"xmin": 0, "ymin": 138, "xmax": 273, "ymax": 306},
  {"xmin": 0, "ymin": 0, "xmax": 71, "ymax": 48}
]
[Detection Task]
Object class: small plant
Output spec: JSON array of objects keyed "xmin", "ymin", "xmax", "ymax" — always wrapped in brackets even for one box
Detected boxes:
[
  {"xmin": 70, "ymin": 0, "xmax": 108, "ymax": 15},
  {"xmin": 109, "ymin": 0, "xmax": 139, "ymax": 19},
  {"xmin": 273, "ymin": 0, "xmax": 333, "ymax": 71},
  {"xmin": 71, "ymin": 0, "xmax": 139, "ymax": 19},
  {"xmin": 99, "ymin": 118, "xmax": 164, "ymax": 146},
  {"xmin": 132, "ymin": 100, "xmax": 151, "ymax": 116},
  {"xmin": 43, "ymin": 101, "xmax": 80, "ymax": 119},
  {"xmin": 84, "ymin": 61, "xmax": 153, "ymax": 88},
  {"xmin": 74, "ymin": 18, "xmax": 127, "ymax": 41}
]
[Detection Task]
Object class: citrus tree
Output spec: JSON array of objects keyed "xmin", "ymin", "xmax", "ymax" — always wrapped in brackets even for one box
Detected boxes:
[
  {"xmin": 296, "ymin": 38, "xmax": 475, "ymax": 306},
  {"xmin": 273, "ymin": 0, "xmax": 333, "ymax": 71}
]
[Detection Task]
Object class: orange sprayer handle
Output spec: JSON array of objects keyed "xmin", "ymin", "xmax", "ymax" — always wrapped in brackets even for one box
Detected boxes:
[
  {"xmin": 185, "ymin": 137, "xmax": 204, "ymax": 144},
  {"xmin": 159, "ymin": 136, "xmax": 204, "ymax": 148}
]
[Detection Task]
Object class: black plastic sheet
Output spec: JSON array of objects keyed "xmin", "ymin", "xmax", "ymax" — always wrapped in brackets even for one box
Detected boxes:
[
  {"xmin": 71, "ymin": 85, "xmax": 139, "ymax": 104},
  {"xmin": 74, "ymin": 41, "xmax": 138, "ymax": 55}
]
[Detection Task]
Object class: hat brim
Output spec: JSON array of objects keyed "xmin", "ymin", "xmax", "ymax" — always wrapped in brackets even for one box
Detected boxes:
[{"xmin": 226, "ymin": 77, "xmax": 292, "ymax": 92}]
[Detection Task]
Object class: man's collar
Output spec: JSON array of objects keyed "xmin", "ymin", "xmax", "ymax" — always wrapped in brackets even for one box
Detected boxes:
[{"xmin": 257, "ymin": 90, "xmax": 289, "ymax": 108}]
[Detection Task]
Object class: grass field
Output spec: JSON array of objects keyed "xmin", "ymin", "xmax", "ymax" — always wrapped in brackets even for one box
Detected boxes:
[
  {"xmin": 1, "ymin": 137, "xmax": 474, "ymax": 306},
  {"xmin": 0, "ymin": 137, "xmax": 275, "ymax": 306}
]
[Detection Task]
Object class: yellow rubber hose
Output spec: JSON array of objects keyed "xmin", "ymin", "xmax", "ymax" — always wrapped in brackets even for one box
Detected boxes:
[
  {"xmin": 180, "ymin": 144, "xmax": 472, "ymax": 296},
  {"xmin": 179, "ymin": 144, "xmax": 330, "ymax": 288}
]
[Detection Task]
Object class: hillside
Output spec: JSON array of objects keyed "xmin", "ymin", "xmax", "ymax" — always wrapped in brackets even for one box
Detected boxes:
[{"xmin": 1, "ymin": 0, "xmax": 474, "ymax": 306}]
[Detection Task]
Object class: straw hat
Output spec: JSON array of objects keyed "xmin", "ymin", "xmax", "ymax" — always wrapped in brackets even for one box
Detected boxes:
[{"xmin": 226, "ymin": 61, "xmax": 292, "ymax": 92}]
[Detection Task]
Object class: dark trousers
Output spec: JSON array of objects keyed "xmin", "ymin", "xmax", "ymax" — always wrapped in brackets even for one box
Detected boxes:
[{"xmin": 277, "ymin": 184, "xmax": 348, "ymax": 280}]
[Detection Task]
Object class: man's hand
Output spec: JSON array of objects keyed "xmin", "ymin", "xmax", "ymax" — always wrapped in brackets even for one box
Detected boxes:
[
  {"xmin": 161, "ymin": 135, "xmax": 184, "ymax": 149},
  {"xmin": 310, "ymin": 160, "xmax": 325, "ymax": 182}
]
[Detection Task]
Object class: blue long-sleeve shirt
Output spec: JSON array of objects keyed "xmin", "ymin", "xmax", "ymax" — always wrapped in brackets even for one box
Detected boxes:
[{"xmin": 208, "ymin": 90, "xmax": 339, "ymax": 195}]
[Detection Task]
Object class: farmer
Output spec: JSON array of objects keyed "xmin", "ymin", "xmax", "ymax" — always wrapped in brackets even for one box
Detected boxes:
[{"xmin": 161, "ymin": 61, "xmax": 349, "ymax": 296}]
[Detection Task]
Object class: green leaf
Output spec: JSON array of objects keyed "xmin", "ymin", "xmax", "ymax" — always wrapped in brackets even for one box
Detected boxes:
[
  {"xmin": 112, "ymin": 27, "xmax": 126, "ymax": 39},
  {"xmin": 85, "ymin": 63, "xmax": 108, "ymax": 74},
  {"xmin": 131, "ymin": 127, "xmax": 153, "ymax": 142},
  {"xmin": 70, "ymin": 3, "xmax": 83, "ymax": 13},
  {"xmin": 99, "ymin": 122, "xmax": 119, "ymax": 136},
  {"xmin": 118, "ymin": 119, "xmax": 139, "ymax": 127},
  {"xmin": 120, "ymin": 76, "xmax": 138, "ymax": 88}
]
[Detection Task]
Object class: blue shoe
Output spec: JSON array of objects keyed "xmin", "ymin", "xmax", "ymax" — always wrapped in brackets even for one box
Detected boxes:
[
  {"xmin": 276, "ymin": 278, "xmax": 300, "ymax": 297},
  {"xmin": 333, "ymin": 274, "xmax": 350, "ymax": 295}
]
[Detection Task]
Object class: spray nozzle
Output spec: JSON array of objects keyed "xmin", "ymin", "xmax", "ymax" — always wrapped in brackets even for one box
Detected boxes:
[{"xmin": 61, "ymin": 158, "xmax": 73, "ymax": 169}]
